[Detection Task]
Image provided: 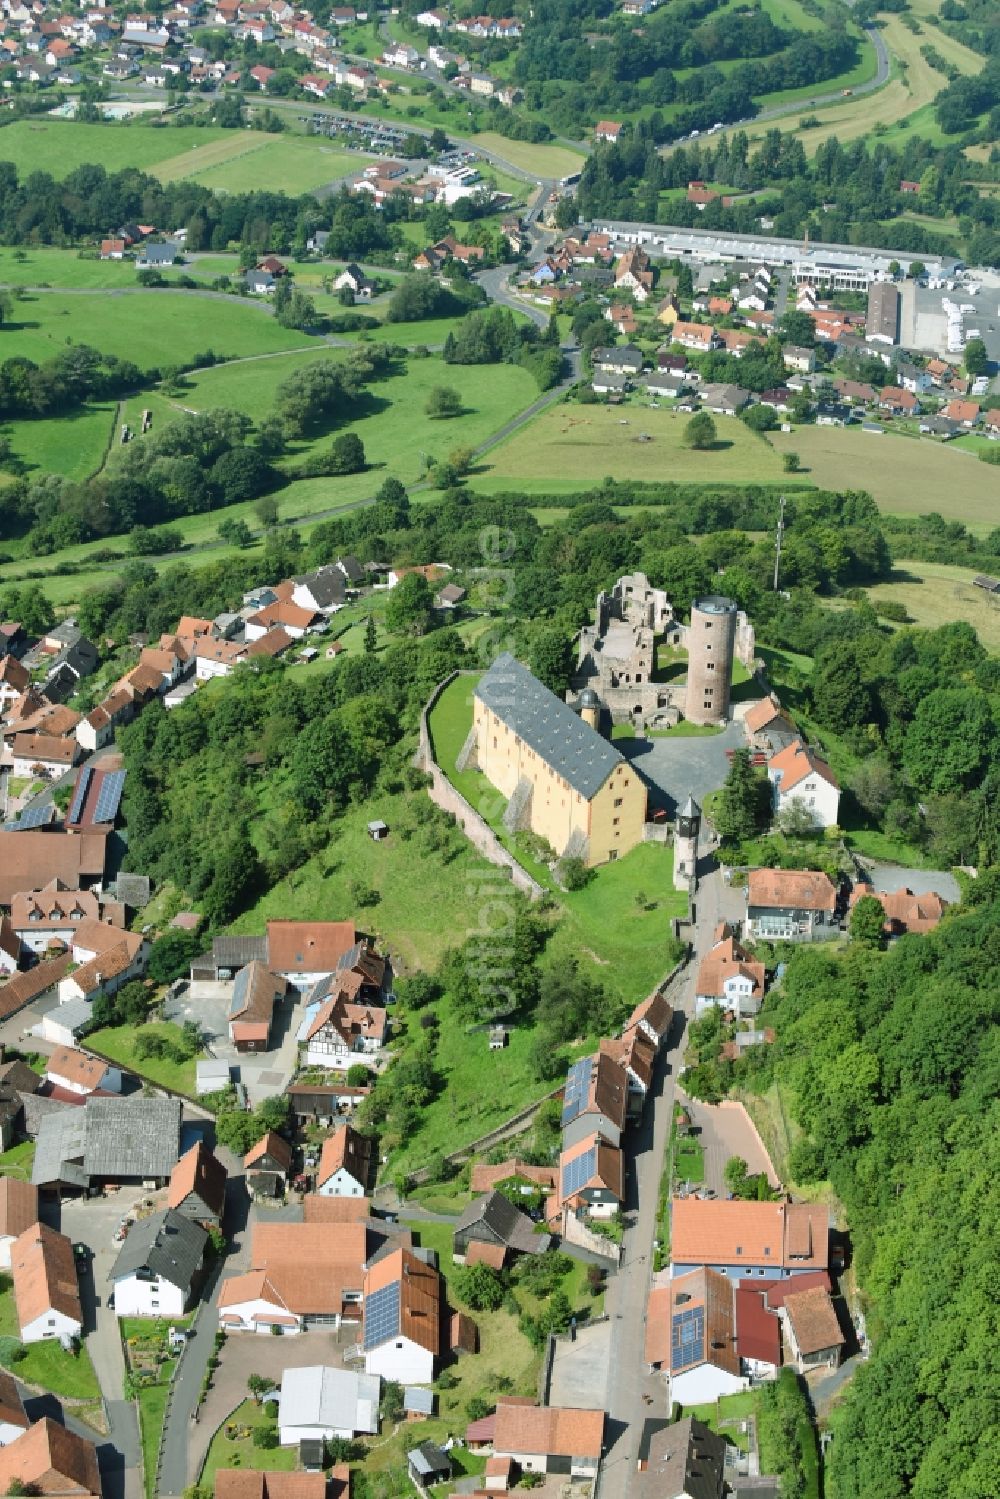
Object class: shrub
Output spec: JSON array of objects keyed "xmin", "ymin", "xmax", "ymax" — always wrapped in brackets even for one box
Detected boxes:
[{"xmin": 252, "ymin": 1425, "xmax": 279, "ymax": 1450}]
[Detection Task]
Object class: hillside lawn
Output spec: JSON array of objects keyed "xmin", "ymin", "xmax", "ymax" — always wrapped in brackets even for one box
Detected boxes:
[
  {"xmin": 483, "ymin": 403, "xmax": 786, "ymax": 486},
  {"xmin": 0, "ymin": 247, "xmax": 247, "ymax": 291},
  {"xmin": 5, "ymin": 289, "xmax": 311, "ymax": 368},
  {"xmin": 469, "ymin": 132, "xmax": 584, "ymax": 180},
  {"xmin": 767, "ymin": 424, "xmax": 1000, "ymax": 529},
  {"xmin": 428, "ymin": 672, "xmax": 687, "ymax": 1001},
  {"xmin": 199, "ymin": 1400, "xmax": 296, "ymax": 1488}
]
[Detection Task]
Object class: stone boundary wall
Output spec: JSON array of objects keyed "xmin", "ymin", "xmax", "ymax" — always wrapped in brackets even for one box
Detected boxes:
[{"xmin": 417, "ymin": 671, "xmax": 545, "ymax": 901}]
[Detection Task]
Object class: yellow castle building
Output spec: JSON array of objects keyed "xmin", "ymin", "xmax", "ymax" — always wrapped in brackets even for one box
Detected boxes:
[{"xmin": 462, "ymin": 653, "xmax": 647, "ymax": 867}]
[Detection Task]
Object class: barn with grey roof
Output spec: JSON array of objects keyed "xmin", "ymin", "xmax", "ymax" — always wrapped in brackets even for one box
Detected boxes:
[{"xmin": 460, "ymin": 653, "xmax": 647, "ymax": 867}]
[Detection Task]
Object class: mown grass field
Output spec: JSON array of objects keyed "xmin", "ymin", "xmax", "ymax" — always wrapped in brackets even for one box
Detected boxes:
[
  {"xmin": 0, "ymin": 119, "xmax": 231, "ymax": 176},
  {"xmin": 85, "ymin": 1023, "xmax": 198, "ymax": 1097},
  {"xmin": 5, "ymin": 290, "xmax": 311, "ymax": 368},
  {"xmin": 484, "ymin": 403, "xmax": 786, "ymax": 486},
  {"xmin": 154, "ymin": 133, "xmax": 374, "ymax": 192},
  {"xmin": 768, "ymin": 425, "xmax": 999, "ymax": 528},
  {"xmin": 469, "ymin": 132, "xmax": 584, "ymax": 179},
  {"xmin": 8, "ymin": 401, "xmax": 116, "ymax": 481},
  {"xmin": 200, "ymin": 1400, "xmax": 296, "ymax": 1488}
]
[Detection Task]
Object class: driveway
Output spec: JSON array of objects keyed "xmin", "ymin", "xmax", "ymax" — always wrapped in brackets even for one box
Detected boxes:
[
  {"xmin": 619, "ymin": 720, "xmax": 747, "ymax": 818},
  {"xmin": 164, "ymin": 981, "xmax": 306, "ymax": 1105},
  {"xmin": 548, "ymin": 1321, "xmax": 611, "ymax": 1410},
  {"xmin": 862, "ymin": 863, "xmax": 961, "ymax": 903},
  {"xmin": 678, "ymin": 1098, "xmax": 780, "ymax": 1197}
]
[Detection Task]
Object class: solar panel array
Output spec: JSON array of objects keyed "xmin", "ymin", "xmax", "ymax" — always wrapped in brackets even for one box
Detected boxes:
[
  {"xmin": 92, "ymin": 769, "xmax": 126, "ymax": 825},
  {"xmin": 67, "ymin": 769, "xmax": 92, "ymax": 826},
  {"xmin": 561, "ymin": 1144, "xmax": 597, "ymax": 1200},
  {"xmin": 363, "ymin": 1280, "xmax": 401, "ymax": 1350},
  {"xmin": 671, "ymin": 1304, "xmax": 705, "ymax": 1372},
  {"xmin": 562, "ymin": 1054, "xmax": 594, "ymax": 1126},
  {"xmin": 15, "ymin": 802, "xmax": 55, "ymax": 830}
]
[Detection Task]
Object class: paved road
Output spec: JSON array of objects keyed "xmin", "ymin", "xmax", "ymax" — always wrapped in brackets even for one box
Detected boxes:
[{"xmin": 600, "ymin": 852, "xmax": 748, "ymax": 1499}]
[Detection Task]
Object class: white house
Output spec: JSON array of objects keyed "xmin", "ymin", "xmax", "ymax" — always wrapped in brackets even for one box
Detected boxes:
[
  {"xmin": 301, "ymin": 989, "xmax": 388, "ymax": 1069},
  {"xmin": 45, "ymin": 1046, "xmax": 122, "ymax": 1098},
  {"xmin": 333, "ymin": 264, "xmax": 374, "ymax": 302},
  {"xmin": 492, "ymin": 1403, "xmax": 604, "ymax": 1478},
  {"xmin": 110, "ymin": 1208, "xmax": 208, "ymax": 1319},
  {"xmin": 277, "ymin": 1365, "xmax": 380, "ymax": 1446},
  {"xmin": 363, "ymin": 1248, "xmax": 440, "ymax": 1385},
  {"xmin": 11, "ymin": 1224, "xmax": 82, "ymax": 1346},
  {"xmin": 659, "ymin": 1269, "xmax": 748, "ymax": 1405},
  {"xmin": 767, "ymin": 739, "xmax": 840, "ymax": 828},
  {"xmin": 315, "ymin": 1125, "xmax": 371, "ymax": 1198},
  {"xmin": 694, "ymin": 926, "xmax": 766, "ymax": 1018}
]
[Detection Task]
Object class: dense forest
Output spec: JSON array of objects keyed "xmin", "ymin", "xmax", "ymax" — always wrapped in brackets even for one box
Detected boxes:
[
  {"xmin": 730, "ymin": 902, "xmax": 1000, "ymax": 1498},
  {"xmin": 574, "ymin": 122, "xmax": 1000, "ymax": 262}
]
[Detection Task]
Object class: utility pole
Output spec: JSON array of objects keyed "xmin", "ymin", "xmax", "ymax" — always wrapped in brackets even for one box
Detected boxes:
[{"xmin": 773, "ymin": 493, "xmax": 786, "ymax": 592}]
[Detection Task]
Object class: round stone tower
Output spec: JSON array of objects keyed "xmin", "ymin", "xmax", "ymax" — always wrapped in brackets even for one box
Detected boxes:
[
  {"xmin": 685, "ymin": 595, "xmax": 738, "ymax": 725},
  {"xmin": 577, "ymin": 687, "xmax": 601, "ymax": 733}
]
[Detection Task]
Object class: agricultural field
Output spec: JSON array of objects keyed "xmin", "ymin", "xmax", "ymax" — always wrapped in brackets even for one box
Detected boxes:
[
  {"xmin": 767, "ymin": 425, "xmax": 1000, "ymax": 529},
  {"xmin": 8, "ymin": 401, "xmax": 116, "ymax": 482},
  {"xmin": 483, "ymin": 402, "xmax": 787, "ymax": 487},
  {"xmin": 4, "ymin": 289, "xmax": 312, "ymax": 368},
  {"xmin": 719, "ymin": 11, "xmax": 985, "ymax": 153},
  {"xmin": 865, "ymin": 560, "xmax": 1000, "ymax": 654},
  {"xmin": 0, "ymin": 119, "xmax": 230, "ymax": 177}
]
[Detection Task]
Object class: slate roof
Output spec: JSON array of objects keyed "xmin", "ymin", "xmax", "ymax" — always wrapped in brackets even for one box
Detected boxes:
[
  {"xmin": 33, "ymin": 1096, "xmax": 181, "ymax": 1186},
  {"xmin": 454, "ymin": 1190, "xmax": 549, "ymax": 1255},
  {"xmin": 476, "ymin": 653, "xmax": 624, "ymax": 800},
  {"xmin": 637, "ymin": 1417, "xmax": 724, "ymax": 1499},
  {"xmin": 112, "ymin": 1206, "xmax": 207, "ymax": 1292}
]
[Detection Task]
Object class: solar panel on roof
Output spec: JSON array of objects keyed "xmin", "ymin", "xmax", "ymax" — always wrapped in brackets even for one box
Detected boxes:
[
  {"xmin": 92, "ymin": 769, "xmax": 126, "ymax": 825},
  {"xmin": 67, "ymin": 768, "xmax": 91, "ymax": 826},
  {"xmin": 561, "ymin": 1054, "xmax": 594, "ymax": 1126},
  {"xmin": 671, "ymin": 1304, "xmax": 705, "ymax": 1372},
  {"xmin": 561, "ymin": 1144, "xmax": 597, "ymax": 1200},
  {"xmin": 15, "ymin": 802, "xmax": 55, "ymax": 830},
  {"xmin": 363, "ymin": 1280, "xmax": 400, "ymax": 1351}
]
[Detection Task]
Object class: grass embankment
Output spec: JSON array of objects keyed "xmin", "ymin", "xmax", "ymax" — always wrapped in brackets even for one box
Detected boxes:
[
  {"xmin": 428, "ymin": 672, "xmax": 687, "ymax": 999},
  {"xmin": 0, "ymin": 1279, "xmax": 100, "ymax": 1400},
  {"xmin": 468, "ymin": 132, "xmax": 585, "ymax": 180},
  {"xmin": 0, "ymin": 1141, "xmax": 35, "ymax": 1178}
]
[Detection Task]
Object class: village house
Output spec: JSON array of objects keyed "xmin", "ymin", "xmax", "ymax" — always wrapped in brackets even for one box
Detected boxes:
[
  {"xmin": 300, "ymin": 980, "xmax": 388, "ymax": 1069},
  {"xmin": 645, "ymin": 1268, "xmax": 747, "ymax": 1402},
  {"xmin": 553, "ymin": 1132, "xmax": 624, "ymax": 1225},
  {"xmin": 695, "ymin": 925, "xmax": 766, "ymax": 1018},
  {"xmin": 314, "ymin": 1125, "xmax": 372, "ymax": 1198},
  {"xmin": 10, "ymin": 733, "xmax": 80, "ymax": 779},
  {"xmin": 767, "ymin": 738, "xmax": 840, "ymax": 828},
  {"xmin": 469, "ymin": 1159, "xmax": 557, "ymax": 1197},
  {"xmin": 745, "ymin": 868, "xmax": 839, "ymax": 941},
  {"xmin": 0, "ymin": 1179, "xmax": 39, "ymax": 1270},
  {"xmin": 0, "ymin": 1419, "xmax": 101, "ymax": 1498},
  {"xmin": 878, "ymin": 385, "xmax": 918, "ymax": 415},
  {"xmin": 670, "ymin": 1199, "xmax": 829, "ymax": 1283},
  {"xmin": 11, "ymin": 1222, "xmax": 82, "ymax": 1344},
  {"xmin": 492, "ymin": 1403, "xmax": 604, "ymax": 1479},
  {"xmin": 363, "ymin": 1246, "xmax": 441, "ymax": 1384},
  {"xmin": 941, "ymin": 398, "xmax": 980, "ymax": 427},
  {"xmin": 594, "ymin": 120, "xmax": 622, "ymax": 143},
  {"xmin": 110, "ymin": 1207, "xmax": 208, "ymax": 1318},
  {"xmin": 11, "ymin": 885, "xmax": 118, "ymax": 957},
  {"xmin": 44, "ymin": 1047, "xmax": 121, "ymax": 1098},
  {"xmin": 781, "ymin": 1284, "xmax": 845, "ymax": 1372},
  {"xmin": 167, "ymin": 1140, "xmax": 227, "ymax": 1228},
  {"xmin": 228, "ymin": 961, "xmax": 286, "ymax": 1053},
  {"xmin": 453, "ymin": 1191, "xmax": 549, "ymax": 1266},
  {"xmin": 591, "ymin": 345, "xmax": 644, "ymax": 376},
  {"xmin": 562, "ymin": 1051, "xmax": 628, "ymax": 1149},
  {"xmin": 847, "ymin": 884, "xmax": 948, "ymax": 936},
  {"xmin": 0, "ymin": 1371, "xmax": 27, "ymax": 1446},
  {"xmin": 56, "ymin": 924, "xmax": 148, "ymax": 1007},
  {"xmin": 672, "ymin": 320, "xmax": 719, "ymax": 352},
  {"xmin": 636, "ymin": 1416, "xmax": 725, "ymax": 1499},
  {"xmin": 219, "ymin": 1221, "xmax": 368, "ymax": 1334},
  {"xmin": 244, "ymin": 1132, "xmax": 293, "ymax": 1200}
]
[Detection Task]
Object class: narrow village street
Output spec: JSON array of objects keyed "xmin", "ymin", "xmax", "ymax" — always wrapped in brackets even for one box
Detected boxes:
[{"xmin": 599, "ymin": 849, "xmax": 746, "ymax": 1499}]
